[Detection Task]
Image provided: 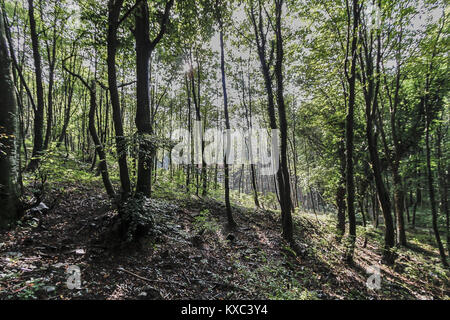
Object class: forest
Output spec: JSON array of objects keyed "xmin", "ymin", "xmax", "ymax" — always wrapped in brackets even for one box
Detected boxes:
[{"xmin": 0, "ymin": 0, "xmax": 448, "ymax": 301}]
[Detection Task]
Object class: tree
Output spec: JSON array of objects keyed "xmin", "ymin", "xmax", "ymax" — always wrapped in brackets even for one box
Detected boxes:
[
  {"xmin": 436, "ymin": 111, "xmax": 449, "ymax": 258},
  {"xmin": 343, "ymin": 0, "xmax": 359, "ymax": 263},
  {"xmin": 134, "ymin": 0, "xmax": 174, "ymax": 197},
  {"xmin": 107, "ymin": 0, "xmax": 132, "ymax": 198},
  {"xmin": 27, "ymin": 0, "xmax": 45, "ymax": 171},
  {"xmin": 62, "ymin": 61, "xmax": 116, "ymax": 199},
  {"xmin": 274, "ymin": 0, "xmax": 294, "ymax": 243},
  {"xmin": 423, "ymin": 15, "xmax": 448, "ymax": 267},
  {"xmin": 358, "ymin": 0, "xmax": 396, "ymax": 264},
  {"xmin": 39, "ymin": 0, "xmax": 62, "ymax": 151},
  {"xmin": 0, "ymin": 4, "xmax": 20, "ymax": 228},
  {"xmin": 425, "ymin": 76, "xmax": 448, "ymax": 267},
  {"xmin": 217, "ymin": 0, "xmax": 237, "ymax": 228},
  {"xmin": 248, "ymin": 0, "xmax": 294, "ymax": 243}
]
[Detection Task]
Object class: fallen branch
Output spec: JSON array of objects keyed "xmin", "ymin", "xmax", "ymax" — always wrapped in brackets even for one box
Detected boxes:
[{"xmin": 116, "ymin": 267, "xmax": 184, "ymax": 287}]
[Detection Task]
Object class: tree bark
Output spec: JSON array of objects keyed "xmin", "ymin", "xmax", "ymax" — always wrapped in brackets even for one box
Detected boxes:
[
  {"xmin": 358, "ymin": 0, "xmax": 396, "ymax": 264},
  {"xmin": 249, "ymin": 0, "xmax": 293, "ymax": 243},
  {"xmin": 0, "ymin": 6, "xmax": 20, "ymax": 228},
  {"xmin": 393, "ymin": 164, "xmax": 407, "ymax": 245},
  {"xmin": 344, "ymin": 0, "xmax": 359, "ymax": 263},
  {"xmin": 42, "ymin": 2, "xmax": 58, "ymax": 150},
  {"xmin": 275, "ymin": 0, "xmax": 294, "ymax": 243},
  {"xmin": 423, "ymin": 19, "xmax": 448, "ymax": 267},
  {"xmin": 27, "ymin": 0, "xmax": 45, "ymax": 171},
  {"xmin": 88, "ymin": 82, "xmax": 115, "ymax": 198},
  {"xmin": 436, "ymin": 119, "xmax": 449, "ymax": 258},
  {"xmin": 336, "ymin": 141, "xmax": 346, "ymax": 241},
  {"xmin": 134, "ymin": 0, "xmax": 173, "ymax": 197},
  {"xmin": 107, "ymin": 0, "xmax": 131, "ymax": 198},
  {"xmin": 218, "ymin": 13, "xmax": 236, "ymax": 228},
  {"xmin": 425, "ymin": 89, "xmax": 448, "ymax": 267},
  {"xmin": 134, "ymin": 0, "xmax": 152, "ymax": 197}
]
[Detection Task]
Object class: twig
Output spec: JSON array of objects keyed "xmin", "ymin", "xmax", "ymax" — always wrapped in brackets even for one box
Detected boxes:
[
  {"xmin": 116, "ymin": 267, "xmax": 184, "ymax": 287},
  {"xmin": 181, "ymin": 270, "xmax": 191, "ymax": 285},
  {"xmin": 37, "ymin": 251, "xmax": 54, "ymax": 257},
  {"xmin": 75, "ymin": 224, "xmax": 87, "ymax": 235}
]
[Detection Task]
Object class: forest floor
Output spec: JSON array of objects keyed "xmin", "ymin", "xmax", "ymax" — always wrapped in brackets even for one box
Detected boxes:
[{"xmin": 0, "ymin": 164, "xmax": 449, "ymax": 300}]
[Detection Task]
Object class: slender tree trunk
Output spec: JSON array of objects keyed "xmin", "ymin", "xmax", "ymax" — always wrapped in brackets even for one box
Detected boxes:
[
  {"xmin": 242, "ymin": 56, "xmax": 260, "ymax": 208},
  {"xmin": 393, "ymin": 164, "xmax": 407, "ymax": 246},
  {"xmin": 291, "ymin": 106, "xmax": 299, "ymax": 209},
  {"xmin": 219, "ymin": 19, "xmax": 236, "ymax": 228},
  {"xmin": 249, "ymin": 0, "xmax": 293, "ymax": 243},
  {"xmin": 44, "ymin": 56, "xmax": 55, "ymax": 150},
  {"xmin": 188, "ymin": 53, "xmax": 205, "ymax": 197},
  {"xmin": 423, "ymin": 21, "xmax": 448, "ymax": 266},
  {"xmin": 382, "ymin": 23, "xmax": 408, "ymax": 247},
  {"xmin": 238, "ymin": 164, "xmax": 244, "ymax": 194},
  {"xmin": 412, "ymin": 184, "xmax": 420, "ymax": 229},
  {"xmin": 88, "ymin": 82, "xmax": 115, "ymax": 198},
  {"xmin": 27, "ymin": 0, "xmax": 45, "ymax": 171},
  {"xmin": 359, "ymin": 0, "xmax": 396, "ymax": 264},
  {"xmin": 250, "ymin": 164, "xmax": 260, "ymax": 208},
  {"xmin": 367, "ymin": 106, "xmax": 396, "ymax": 264},
  {"xmin": 405, "ymin": 188, "xmax": 411, "ymax": 223},
  {"xmin": 425, "ymin": 96, "xmax": 448, "ymax": 267},
  {"xmin": 58, "ymin": 58, "xmax": 76, "ymax": 147},
  {"xmin": 344, "ymin": 0, "xmax": 359, "ymax": 263},
  {"xmin": 43, "ymin": 6, "xmax": 58, "ymax": 150},
  {"xmin": 274, "ymin": 0, "xmax": 294, "ymax": 243},
  {"xmin": 336, "ymin": 142, "xmax": 346, "ymax": 241},
  {"xmin": 185, "ymin": 75, "xmax": 192, "ymax": 192},
  {"xmin": 107, "ymin": 0, "xmax": 131, "ymax": 198},
  {"xmin": 359, "ymin": 199, "xmax": 368, "ymax": 248},
  {"xmin": 436, "ymin": 121, "xmax": 449, "ymax": 258}
]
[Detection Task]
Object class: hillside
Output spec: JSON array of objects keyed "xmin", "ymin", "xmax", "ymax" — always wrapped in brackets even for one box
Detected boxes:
[{"xmin": 1, "ymin": 164, "xmax": 448, "ymax": 300}]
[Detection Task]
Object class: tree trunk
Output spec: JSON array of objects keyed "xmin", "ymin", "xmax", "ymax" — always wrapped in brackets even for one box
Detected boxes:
[
  {"xmin": 250, "ymin": 164, "xmax": 260, "ymax": 208},
  {"xmin": 107, "ymin": 0, "xmax": 131, "ymax": 198},
  {"xmin": 436, "ymin": 120, "xmax": 449, "ymax": 258},
  {"xmin": 393, "ymin": 165, "xmax": 407, "ymax": 246},
  {"xmin": 134, "ymin": 0, "xmax": 152, "ymax": 197},
  {"xmin": 57, "ymin": 58, "xmax": 76, "ymax": 148},
  {"xmin": 249, "ymin": 0, "xmax": 293, "ymax": 243},
  {"xmin": 412, "ymin": 184, "xmax": 420, "ymax": 229},
  {"xmin": 425, "ymin": 95, "xmax": 448, "ymax": 267},
  {"xmin": 344, "ymin": 0, "xmax": 359, "ymax": 263},
  {"xmin": 88, "ymin": 82, "xmax": 115, "ymax": 198},
  {"xmin": 219, "ymin": 20, "xmax": 236, "ymax": 228},
  {"xmin": 241, "ymin": 55, "xmax": 260, "ymax": 208},
  {"xmin": 367, "ymin": 105, "xmax": 396, "ymax": 264},
  {"xmin": 336, "ymin": 142, "xmax": 346, "ymax": 241},
  {"xmin": 359, "ymin": 199, "xmax": 368, "ymax": 248},
  {"xmin": 359, "ymin": 0, "xmax": 395, "ymax": 264},
  {"xmin": 185, "ymin": 75, "xmax": 191, "ymax": 192},
  {"xmin": 27, "ymin": 0, "xmax": 45, "ymax": 171},
  {"xmin": 0, "ymin": 6, "xmax": 20, "ymax": 228},
  {"xmin": 274, "ymin": 0, "xmax": 294, "ymax": 243},
  {"xmin": 43, "ymin": 5, "xmax": 58, "ymax": 150}
]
